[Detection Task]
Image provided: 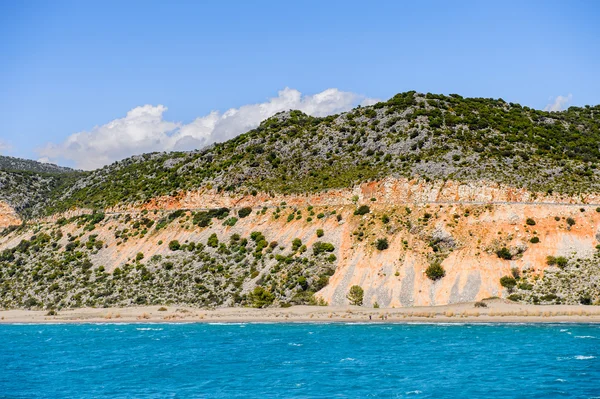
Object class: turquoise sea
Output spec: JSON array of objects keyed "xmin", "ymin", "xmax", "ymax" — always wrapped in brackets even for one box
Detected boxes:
[{"xmin": 1, "ymin": 323, "xmax": 599, "ymax": 398}]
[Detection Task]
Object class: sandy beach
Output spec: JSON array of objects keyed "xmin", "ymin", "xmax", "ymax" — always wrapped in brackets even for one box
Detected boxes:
[{"xmin": 1, "ymin": 299, "xmax": 600, "ymax": 324}]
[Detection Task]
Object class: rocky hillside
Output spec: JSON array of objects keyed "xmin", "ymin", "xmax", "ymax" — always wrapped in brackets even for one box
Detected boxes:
[
  {"xmin": 1, "ymin": 92, "xmax": 600, "ymax": 310},
  {"xmin": 3, "ymin": 91, "xmax": 599, "ymax": 217},
  {"xmin": 0, "ymin": 156, "xmax": 81, "ymax": 219},
  {"xmin": 0, "ymin": 155, "xmax": 74, "ymax": 174}
]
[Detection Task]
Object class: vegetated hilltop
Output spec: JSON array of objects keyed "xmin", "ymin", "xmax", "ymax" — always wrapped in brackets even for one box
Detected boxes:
[
  {"xmin": 1, "ymin": 92, "xmax": 600, "ymax": 311},
  {"xmin": 0, "ymin": 155, "xmax": 81, "ymax": 218},
  {"xmin": 0, "ymin": 155, "xmax": 74, "ymax": 174},
  {"xmin": 43, "ymin": 91, "xmax": 600, "ymax": 214}
]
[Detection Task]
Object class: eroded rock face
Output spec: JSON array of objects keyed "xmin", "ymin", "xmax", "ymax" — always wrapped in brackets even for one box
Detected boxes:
[
  {"xmin": 2, "ymin": 178, "xmax": 600, "ymax": 308},
  {"xmin": 0, "ymin": 202, "xmax": 20, "ymax": 229}
]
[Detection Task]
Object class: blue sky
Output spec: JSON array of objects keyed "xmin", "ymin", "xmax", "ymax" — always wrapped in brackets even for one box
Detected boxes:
[{"xmin": 1, "ymin": 0, "xmax": 599, "ymax": 168}]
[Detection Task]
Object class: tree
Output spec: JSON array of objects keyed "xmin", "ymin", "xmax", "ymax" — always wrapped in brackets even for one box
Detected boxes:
[
  {"xmin": 347, "ymin": 285, "xmax": 364, "ymax": 306},
  {"xmin": 500, "ymin": 276, "xmax": 517, "ymax": 291},
  {"xmin": 249, "ymin": 286, "xmax": 275, "ymax": 308},
  {"xmin": 168, "ymin": 240, "xmax": 180, "ymax": 251}
]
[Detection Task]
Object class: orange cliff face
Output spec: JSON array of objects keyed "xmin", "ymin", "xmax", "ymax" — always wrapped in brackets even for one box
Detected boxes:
[
  {"xmin": 4, "ymin": 177, "xmax": 600, "ymax": 307},
  {"xmin": 0, "ymin": 202, "xmax": 21, "ymax": 229}
]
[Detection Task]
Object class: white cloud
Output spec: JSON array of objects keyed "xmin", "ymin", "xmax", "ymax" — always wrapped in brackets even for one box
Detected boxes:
[
  {"xmin": 544, "ymin": 94, "xmax": 572, "ymax": 112},
  {"xmin": 38, "ymin": 88, "xmax": 376, "ymax": 170}
]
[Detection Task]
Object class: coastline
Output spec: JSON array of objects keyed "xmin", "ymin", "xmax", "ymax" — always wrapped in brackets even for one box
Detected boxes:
[{"xmin": 2, "ymin": 299, "xmax": 600, "ymax": 324}]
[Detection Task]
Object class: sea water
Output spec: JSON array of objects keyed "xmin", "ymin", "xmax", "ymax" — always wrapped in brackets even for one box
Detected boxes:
[{"xmin": 1, "ymin": 323, "xmax": 599, "ymax": 398}]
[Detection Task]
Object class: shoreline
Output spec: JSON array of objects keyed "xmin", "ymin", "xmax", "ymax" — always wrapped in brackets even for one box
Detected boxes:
[{"xmin": 2, "ymin": 300, "xmax": 600, "ymax": 325}]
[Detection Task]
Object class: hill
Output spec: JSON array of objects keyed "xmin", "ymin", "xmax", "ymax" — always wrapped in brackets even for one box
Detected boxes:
[
  {"xmin": 1, "ymin": 92, "xmax": 600, "ymax": 311},
  {"xmin": 35, "ymin": 91, "xmax": 600, "ymax": 215},
  {"xmin": 0, "ymin": 156, "xmax": 81, "ymax": 218},
  {"xmin": 0, "ymin": 155, "xmax": 74, "ymax": 174}
]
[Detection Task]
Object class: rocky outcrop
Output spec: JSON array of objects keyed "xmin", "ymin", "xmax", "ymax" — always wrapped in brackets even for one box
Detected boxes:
[{"xmin": 0, "ymin": 202, "xmax": 20, "ymax": 229}]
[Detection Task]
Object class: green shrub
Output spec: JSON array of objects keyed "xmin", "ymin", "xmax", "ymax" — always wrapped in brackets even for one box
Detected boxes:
[
  {"xmin": 507, "ymin": 294, "xmax": 522, "ymax": 301},
  {"xmin": 168, "ymin": 240, "xmax": 180, "ymax": 251},
  {"xmin": 223, "ymin": 217, "xmax": 238, "ymax": 226},
  {"xmin": 292, "ymin": 238, "xmax": 302, "ymax": 251},
  {"xmin": 580, "ymin": 295, "xmax": 592, "ymax": 305},
  {"xmin": 136, "ymin": 252, "xmax": 144, "ymax": 262},
  {"xmin": 354, "ymin": 205, "xmax": 370, "ymax": 216},
  {"xmin": 525, "ymin": 218, "xmax": 536, "ymax": 226},
  {"xmin": 474, "ymin": 301, "xmax": 487, "ymax": 308},
  {"xmin": 496, "ymin": 247, "xmax": 512, "ymax": 260},
  {"xmin": 546, "ymin": 255, "xmax": 567, "ymax": 268},
  {"xmin": 347, "ymin": 285, "xmax": 364, "ymax": 306},
  {"xmin": 425, "ymin": 262, "xmax": 445, "ymax": 281},
  {"xmin": 566, "ymin": 217, "xmax": 576, "ymax": 226},
  {"xmin": 529, "ymin": 236, "xmax": 540, "ymax": 243},
  {"xmin": 238, "ymin": 207, "xmax": 252, "ymax": 218},
  {"xmin": 316, "ymin": 229, "xmax": 324, "ymax": 238},
  {"xmin": 207, "ymin": 233, "xmax": 219, "ymax": 248},
  {"xmin": 312, "ymin": 241, "xmax": 335, "ymax": 255},
  {"xmin": 375, "ymin": 238, "xmax": 389, "ymax": 250},
  {"xmin": 518, "ymin": 282, "xmax": 533, "ymax": 290},
  {"xmin": 381, "ymin": 215, "xmax": 390, "ymax": 224},
  {"xmin": 555, "ymin": 256, "xmax": 568, "ymax": 268}
]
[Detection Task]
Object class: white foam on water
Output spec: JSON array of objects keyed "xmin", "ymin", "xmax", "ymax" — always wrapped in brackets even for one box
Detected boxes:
[
  {"xmin": 406, "ymin": 390, "xmax": 423, "ymax": 395},
  {"xmin": 574, "ymin": 335, "xmax": 596, "ymax": 339},
  {"xmin": 136, "ymin": 327, "xmax": 163, "ymax": 331},
  {"xmin": 340, "ymin": 357, "xmax": 355, "ymax": 362},
  {"xmin": 288, "ymin": 343, "xmax": 303, "ymax": 346},
  {"xmin": 575, "ymin": 355, "xmax": 595, "ymax": 360}
]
